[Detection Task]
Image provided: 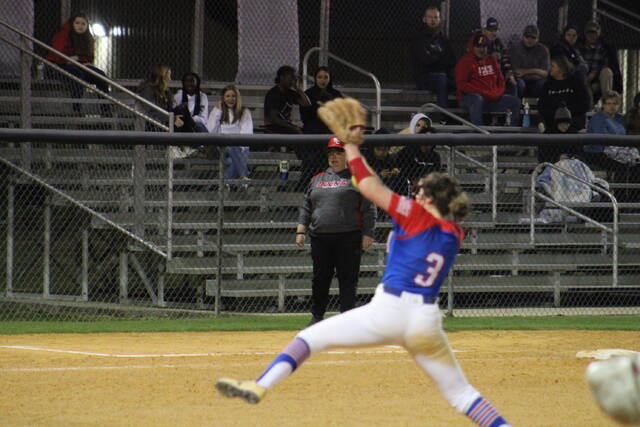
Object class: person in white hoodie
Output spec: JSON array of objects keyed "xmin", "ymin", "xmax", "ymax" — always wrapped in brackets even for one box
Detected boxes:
[{"xmin": 207, "ymin": 84, "xmax": 254, "ymax": 180}]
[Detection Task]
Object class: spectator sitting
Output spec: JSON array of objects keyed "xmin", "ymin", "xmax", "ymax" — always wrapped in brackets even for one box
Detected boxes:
[
  {"xmin": 550, "ymin": 25, "xmax": 589, "ymax": 80},
  {"xmin": 481, "ymin": 17, "xmax": 517, "ymax": 96},
  {"xmin": 173, "ymin": 72, "xmax": 209, "ymax": 133},
  {"xmin": 585, "ymin": 91, "xmax": 640, "ymax": 185},
  {"xmin": 537, "ymin": 56, "xmax": 591, "ymax": 131},
  {"xmin": 301, "ymin": 67, "xmax": 343, "ymax": 134},
  {"xmin": 364, "ymin": 129, "xmax": 405, "ymax": 193},
  {"xmin": 538, "ymin": 105, "xmax": 579, "ymax": 164},
  {"xmin": 579, "ymin": 20, "xmax": 623, "ymax": 104},
  {"xmin": 299, "ymin": 67, "xmax": 343, "ymax": 188},
  {"xmin": 399, "ymin": 112, "xmax": 433, "ymax": 134},
  {"xmin": 508, "ymin": 24, "xmax": 550, "ymax": 99},
  {"xmin": 455, "ymin": 33, "xmax": 521, "ymax": 126},
  {"xmin": 410, "ymin": 5, "xmax": 456, "ymax": 108},
  {"xmin": 624, "ymin": 91, "xmax": 640, "ymax": 136},
  {"xmin": 137, "ymin": 64, "xmax": 183, "ymax": 131},
  {"xmin": 263, "ymin": 65, "xmax": 311, "ymax": 135},
  {"xmin": 47, "ymin": 13, "xmax": 110, "ymax": 115},
  {"xmin": 206, "ymin": 84, "xmax": 253, "ymax": 181}
]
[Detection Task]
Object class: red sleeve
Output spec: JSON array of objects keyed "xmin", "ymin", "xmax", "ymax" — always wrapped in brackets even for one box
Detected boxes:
[
  {"xmin": 388, "ymin": 193, "xmax": 438, "ymax": 236},
  {"xmin": 455, "ymin": 57, "xmax": 475, "ymax": 94},
  {"xmin": 48, "ymin": 29, "xmax": 73, "ymax": 63}
]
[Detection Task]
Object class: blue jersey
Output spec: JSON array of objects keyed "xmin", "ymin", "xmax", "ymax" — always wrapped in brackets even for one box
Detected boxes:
[{"xmin": 381, "ymin": 193, "xmax": 464, "ymax": 298}]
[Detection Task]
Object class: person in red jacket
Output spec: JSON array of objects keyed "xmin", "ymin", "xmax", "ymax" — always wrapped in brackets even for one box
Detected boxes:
[
  {"xmin": 47, "ymin": 13, "xmax": 110, "ymax": 114},
  {"xmin": 455, "ymin": 33, "xmax": 521, "ymax": 126}
]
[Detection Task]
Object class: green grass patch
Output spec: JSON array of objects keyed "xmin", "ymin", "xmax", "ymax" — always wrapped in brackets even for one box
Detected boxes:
[{"xmin": 0, "ymin": 315, "xmax": 638, "ymax": 335}]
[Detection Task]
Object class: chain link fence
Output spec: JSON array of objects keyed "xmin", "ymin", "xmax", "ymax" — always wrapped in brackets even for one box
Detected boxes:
[
  {"xmin": 1, "ymin": 132, "xmax": 640, "ymax": 320},
  {"xmin": 1, "ymin": 0, "xmax": 640, "ymax": 321}
]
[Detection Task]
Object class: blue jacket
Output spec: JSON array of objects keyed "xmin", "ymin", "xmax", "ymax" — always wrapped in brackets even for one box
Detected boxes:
[{"xmin": 584, "ymin": 111, "xmax": 626, "ymax": 153}]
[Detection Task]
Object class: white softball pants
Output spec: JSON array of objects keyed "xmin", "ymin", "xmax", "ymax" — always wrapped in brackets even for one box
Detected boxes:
[{"xmin": 297, "ymin": 284, "xmax": 480, "ymax": 413}]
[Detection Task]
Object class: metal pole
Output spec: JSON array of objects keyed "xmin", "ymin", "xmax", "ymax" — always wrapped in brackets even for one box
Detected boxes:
[
  {"xmin": 558, "ymin": 0, "xmax": 569, "ymax": 34},
  {"xmin": 319, "ymin": 0, "xmax": 330, "ymax": 66},
  {"xmin": 43, "ymin": 203, "xmax": 51, "ymax": 297},
  {"xmin": 592, "ymin": 0, "xmax": 598, "ymax": 21},
  {"xmin": 167, "ymin": 113, "xmax": 175, "ymax": 261},
  {"xmin": 192, "ymin": 0, "xmax": 205, "ymax": 76},
  {"xmin": 60, "ymin": 0, "xmax": 71, "ymax": 25},
  {"xmin": 6, "ymin": 185, "xmax": 14, "ymax": 296},
  {"xmin": 215, "ymin": 146, "xmax": 225, "ymax": 316},
  {"xmin": 20, "ymin": 36, "xmax": 32, "ymax": 172},
  {"xmin": 441, "ymin": 0, "xmax": 450, "ymax": 38}
]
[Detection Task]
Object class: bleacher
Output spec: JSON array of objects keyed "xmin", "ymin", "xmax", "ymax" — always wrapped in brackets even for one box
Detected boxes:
[{"xmin": 3, "ymin": 127, "xmax": 640, "ymax": 311}]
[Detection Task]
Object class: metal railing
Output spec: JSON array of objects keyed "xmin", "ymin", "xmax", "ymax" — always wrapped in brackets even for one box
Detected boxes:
[
  {"xmin": 0, "ymin": 19, "xmax": 170, "ymax": 131},
  {"xmin": 420, "ymin": 103, "xmax": 498, "ymax": 222},
  {"xmin": 529, "ymin": 162, "xmax": 618, "ymax": 286},
  {"xmin": 302, "ymin": 47, "xmax": 381, "ymax": 129}
]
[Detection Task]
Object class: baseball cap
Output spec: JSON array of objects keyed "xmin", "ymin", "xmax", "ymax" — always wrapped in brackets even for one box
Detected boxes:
[
  {"xmin": 472, "ymin": 33, "xmax": 489, "ymax": 47},
  {"xmin": 585, "ymin": 20, "xmax": 601, "ymax": 33},
  {"xmin": 486, "ymin": 17, "xmax": 498, "ymax": 30},
  {"xmin": 523, "ymin": 24, "xmax": 539, "ymax": 38},
  {"xmin": 327, "ymin": 136, "xmax": 344, "ymax": 149}
]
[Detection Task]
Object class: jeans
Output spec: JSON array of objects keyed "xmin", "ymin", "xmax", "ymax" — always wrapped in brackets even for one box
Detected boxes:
[
  {"xmin": 416, "ymin": 72, "xmax": 448, "ymax": 108},
  {"xmin": 459, "ymin": 93, "xmax": 521, "ymax": 126},
  {"xmin": 59, "ymin": 64, "xmax": 110, "ymax": 113},
  {"xmin": 225, "ymin": 146, "xmax": 249, "ymax": 179},
  {"xmin": 516, "ymin": 78, "xmax": 546, "ymax": 98}
]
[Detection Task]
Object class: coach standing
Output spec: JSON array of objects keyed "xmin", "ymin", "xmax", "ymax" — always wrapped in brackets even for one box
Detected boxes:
[{"xmin": 296, "ymin": 137, "xmax": 376, "ymax": 325}]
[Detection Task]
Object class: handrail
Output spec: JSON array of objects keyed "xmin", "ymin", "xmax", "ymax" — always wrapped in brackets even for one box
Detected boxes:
[
  {"xmin": 0, "ymin": 19, "xmax": 170, "ymax": 129},
  {"xmin": 302, "ymin": 47, "xmax": 381, "ymax": 129},
  {"xmin": 598, "ymin": 0, "xmax": 640, "ymax": 24},
  {"xmin": 420, "ymin": 103, "xmax": 498, "ymax": 222},
  {"xmin": 595, "ymin": 9, "xmax": 640, "ymax": 34},
  {"xmin": 529, "ymin": 162, "xmax": 618, "ymax": 286}
]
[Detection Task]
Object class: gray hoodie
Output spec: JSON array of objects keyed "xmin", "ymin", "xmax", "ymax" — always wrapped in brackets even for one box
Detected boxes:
[{"xmin": 298, "ymin": 167, "xmax": 376, "ymax": 237}]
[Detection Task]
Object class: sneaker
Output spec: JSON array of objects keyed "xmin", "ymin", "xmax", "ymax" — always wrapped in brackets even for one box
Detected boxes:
[{"xmin": 215, "ymin": 378, "xmax": 267, "ymax": 404}]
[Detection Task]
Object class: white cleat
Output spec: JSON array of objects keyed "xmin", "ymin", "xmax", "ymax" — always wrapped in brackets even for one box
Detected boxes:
[{"xmin": 215, "ymin": 378, "xmax": 267, "ymax": 404}]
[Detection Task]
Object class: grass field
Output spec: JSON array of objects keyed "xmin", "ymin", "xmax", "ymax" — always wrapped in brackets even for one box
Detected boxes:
[{"xmin": 1, "ymin": 315, "xmax": 639, "ymax": 335}]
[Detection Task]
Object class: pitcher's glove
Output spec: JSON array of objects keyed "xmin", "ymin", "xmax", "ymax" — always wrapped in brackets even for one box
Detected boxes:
[{"xmin": 318, "ymin": 98, "xmax": 366, "ymax": 145}]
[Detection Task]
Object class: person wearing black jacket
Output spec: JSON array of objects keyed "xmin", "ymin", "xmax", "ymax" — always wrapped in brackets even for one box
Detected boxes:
[
  {"xmin": 298, "ymin": 67, "xmax": 344, "ymax": 189},
  {"xmin": 538, "ymin": 56, "xmax": 591, "ymax": 131},
  {"xmin": 579, "ymin": 21, "xmax": 623, "ymax": 103},
  {"xmin": 550, "ymin": 25, "xmax": 589, "ymax": 80},
  {"xmin": 410, "ymin": 6, "xmax": 456, "ymax": 108},
  {"xmin": 539, "ymin": 105, "xmax": 580, "ymax": 164}
]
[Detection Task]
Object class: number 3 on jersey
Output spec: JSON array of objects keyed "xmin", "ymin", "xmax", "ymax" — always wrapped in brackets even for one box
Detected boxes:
[{"xmin": 414, "ymin": 252, "xmax": 444, "ymax": 287}]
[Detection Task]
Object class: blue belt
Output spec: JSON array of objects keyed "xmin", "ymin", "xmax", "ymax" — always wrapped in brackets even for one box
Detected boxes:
[{"xmin": 383, "ymin": 285, "xmax": 437, "ymax": 304}]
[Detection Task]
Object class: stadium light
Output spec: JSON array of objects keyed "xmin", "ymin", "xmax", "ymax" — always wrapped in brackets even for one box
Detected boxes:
[{"xmin": 91, "ymin": 23, "xmax": 107, "ymax": 38}]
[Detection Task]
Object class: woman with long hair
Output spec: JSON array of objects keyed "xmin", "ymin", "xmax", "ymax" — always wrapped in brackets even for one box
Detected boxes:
[
  {"xmin": 136, "ymin": 64, "xmax": 187, "ymax": 136},
  {"xmin": 47, "ymin": 13, "xmax": 110, "ymax": 113},
  {"xmin": 207, "ymin": 84, "xmax": 253, "ymax": 180},
  {"xmin": 216, "ymin": 98, "xmax": 511, "ymax": 427}
]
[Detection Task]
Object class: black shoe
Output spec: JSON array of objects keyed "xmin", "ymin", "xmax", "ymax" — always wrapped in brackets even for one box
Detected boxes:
[{"xmin": 307, "ymin": 316, "xmax": 323, "ymax": 327}]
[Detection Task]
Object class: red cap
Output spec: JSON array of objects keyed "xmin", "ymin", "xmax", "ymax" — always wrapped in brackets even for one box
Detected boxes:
[{"xmin": 327, "ymin": 137, "xmax": 344, "ymax": 149}]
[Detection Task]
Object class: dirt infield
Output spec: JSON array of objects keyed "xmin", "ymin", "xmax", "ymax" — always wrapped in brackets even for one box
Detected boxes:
[{"xmin": 0, "ymin": 330, "xmax": 638, "ymax": 426}]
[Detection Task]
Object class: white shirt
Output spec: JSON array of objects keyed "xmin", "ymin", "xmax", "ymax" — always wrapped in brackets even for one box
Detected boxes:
[
  {"xmin": 173, "ymin": 90, "xmax": 209, "ymax": 125},
  {"xmin": 206, "ymin": 107, "xmax": 253, "ymax": 135}
]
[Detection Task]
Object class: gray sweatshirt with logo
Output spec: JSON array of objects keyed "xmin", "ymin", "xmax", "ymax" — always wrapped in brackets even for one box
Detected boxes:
[{"xmin": 298, "ymin": 168, "xmax": 376, "ymax": 237}]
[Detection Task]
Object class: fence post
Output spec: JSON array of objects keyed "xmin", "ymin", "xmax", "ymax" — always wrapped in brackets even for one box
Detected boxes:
[
  {"xmin": 215, "ymin": 146, "xmax": 225, "ymax": 316},
  {"xmin": 192, "ymin": 0, "xmax": 205, "ymax": 76},
  {"xmin": 319, "ymin": 0, "xmax": 330, "ymax": 66},
  {"xmin": 20, "ymin": 36, "xmax": 32, "ymax": 171},
  {"xmin": 60, "ymin": 0, "xmax": 71, "ymax": 24}
]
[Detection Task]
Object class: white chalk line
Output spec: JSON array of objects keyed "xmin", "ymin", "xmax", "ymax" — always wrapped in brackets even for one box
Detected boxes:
[
  {"xmin": 0, "ymin": 344, "xmax": 411, "ymax": 358},
  {"xmin": 1, "ymin": 358, "xmax": 410, "ymax": 373}
]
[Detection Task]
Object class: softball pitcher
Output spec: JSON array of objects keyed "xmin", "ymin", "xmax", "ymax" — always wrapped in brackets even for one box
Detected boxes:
[{"xmin": 216, "ymin": 98, "xmax": 511, "ymax": 427}]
